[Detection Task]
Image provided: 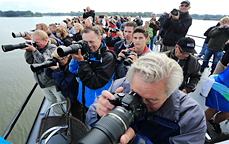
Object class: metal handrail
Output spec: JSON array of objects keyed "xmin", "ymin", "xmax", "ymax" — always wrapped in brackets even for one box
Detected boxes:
[
  {"xmin": 187, "ymin": 34, "xmax": 206, "ymax": 40},
  {"xmin": 2, "ymin": 83, "xmax": 38, "ymax": 140}
]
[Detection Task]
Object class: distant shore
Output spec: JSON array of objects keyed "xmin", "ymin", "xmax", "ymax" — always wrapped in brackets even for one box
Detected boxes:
[{"xmin": 0, "ymin": 10, "xmax": 227, "ymax": 21}]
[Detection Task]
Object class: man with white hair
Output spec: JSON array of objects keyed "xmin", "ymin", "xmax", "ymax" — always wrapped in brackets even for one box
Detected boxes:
[{"xmin": 86, "ymin": 52, "xmax": 206, "ymax": 144}]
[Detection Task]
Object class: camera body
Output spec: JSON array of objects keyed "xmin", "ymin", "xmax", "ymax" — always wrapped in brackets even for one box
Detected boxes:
[
  {"xmin": 109, "ymin": 28, "xmax": 119, "ymax": 33},
  {"xmin": 30, "ymin": 57, "xmax": 58, "ymax": 72},
  {"xmin": 2, "ymin": 41, "xmax": 37, "ymax": 52},
  {"xmin": 99, "ymin": 15, "xmax": 104, "ymax": 19},
  {"xmin": 77, "ymin": 92, "xmax": 147, "ymax": 144},
  {"xmin": 117, "ymin": 49, "xmax": 137, "ymax": 66},
  {"xmin": 57, "ymin": 40, "xmax": 90, "ymax": 57},
  {"xmin": 171, "ymin": 9, "xmax": 179, "ymax": 16},
  {"xmin": 12, "ymin": 31, "xmax": 33, "ymax": 38}
]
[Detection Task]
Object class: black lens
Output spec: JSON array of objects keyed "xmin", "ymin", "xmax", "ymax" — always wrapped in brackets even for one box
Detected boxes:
[
  {"xmin": 77, "ymin": 106, "xmax": 133, "ymax": 144},
  {"xmin": 2, "ymin": 43, "xmax": 27, "ymax": 52},
  {"xmin": 57, "ymin": 44, "xmax": 82, "ymax": 57},
  {"xmin": 30, "ymin": 59, "xmax": 57, "ymax": 72}
]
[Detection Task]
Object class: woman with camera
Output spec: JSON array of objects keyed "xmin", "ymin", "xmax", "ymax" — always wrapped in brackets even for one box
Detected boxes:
[
  {"xmin": 45, "ymin": 48, "xmax": 83, "ymax": 121},
  {"xmin": 56, "ymin": 27, "xmax": 73, "ymax": 46}
]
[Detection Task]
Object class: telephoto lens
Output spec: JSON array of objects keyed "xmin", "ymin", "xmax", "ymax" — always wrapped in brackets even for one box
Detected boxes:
[
  {"xmin": 77, "ymin": 92, "xmax": 147, "ymax": 144},
  {"xmin": 2, "ymin": 42, "xmax": 33, "ymax": 52}
]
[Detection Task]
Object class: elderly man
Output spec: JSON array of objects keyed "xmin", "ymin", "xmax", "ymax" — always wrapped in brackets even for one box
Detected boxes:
[
  {"xmin": 86, "ymin": 52, "xmax": 206, "ymax": 144},
  {"xmin": 162, "ymin": 0, "xmax": 192, "ymax": 52},
  {"xmin": 23, "ymin": 30, "xmax": 66, "ymax": 115},
  {"xmin": 164, "ymin": 37, "xmax": 201, "ymax": 94}
]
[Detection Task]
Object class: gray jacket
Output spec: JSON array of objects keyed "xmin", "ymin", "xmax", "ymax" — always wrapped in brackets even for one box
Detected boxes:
[
  {"xmin": 24, "ymin": 41, "xmax": 56, "ymax": 88},
  {"xmin": 86, "ymin": 77, "xmax": 206, "ymax": 144}
]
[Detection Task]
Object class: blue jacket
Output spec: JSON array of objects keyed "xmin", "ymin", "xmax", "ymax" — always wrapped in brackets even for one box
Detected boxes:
[{"xmin": 69, "ymin": 42, "xmax": 116, "ymax": 108}]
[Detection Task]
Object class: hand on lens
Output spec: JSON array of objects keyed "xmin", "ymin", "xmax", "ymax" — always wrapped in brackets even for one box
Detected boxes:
[
  {"xmin": 172, "ymin": 12, "xmax": 180, "ymax": 20},
  {"xmin": 118, "ymin": 127, "xmax": 135, "ymax": 144},
  {"xmin": 128, "ymin": 53, "xmax": 138, "ymax": 64},
  {"xmin": 96, "ymin": 87, "xmax": 124, "ymax": 117},
  {"xmin": 49, "ymin": 62, "xmax": 59, "ymax": 70},
  {"xmin": 22, "ymin": 43, "xmax": 36, "ymax": 51},
  {"xmin": 70, "ymin": 49, "xmax": 84, "ymax": 62},
  {"xmin": 118, "ymin": 49, "xmax": 128, "ymax": 58},
  {"xmin": 23, "ymin": 32, "xmax": 32, "ymax": 40}
]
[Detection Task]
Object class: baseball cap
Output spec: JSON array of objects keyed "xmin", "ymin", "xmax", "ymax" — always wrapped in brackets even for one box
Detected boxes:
[
  {"xmin": 181, "ymin": 0, "xmax": 190, "ymax": 6},
  {"xmin": 177, "ymin": 37, "xmax": 196, "ymax": 54}
]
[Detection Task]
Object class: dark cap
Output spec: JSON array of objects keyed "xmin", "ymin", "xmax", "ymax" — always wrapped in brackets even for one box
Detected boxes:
[
  {"xmin": 177, "ymin": 37, "xmax": 196, "ymax": 54},
  {"xmin": 181, "ymin": 0, "xmax": 190, "ymax": 5}
]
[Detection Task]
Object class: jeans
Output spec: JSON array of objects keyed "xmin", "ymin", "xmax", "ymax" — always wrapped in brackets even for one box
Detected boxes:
[
  {"xmin": 150, "ymin": 36, "xmax": 156, "ymax": 51},
  {"xmin": 198, "ymin": 43, "xmax": 207, "ymax": 57},
  {"xmin": 41, "ymin": 85, "xmax": 66, "ymax": 116},
  {"xmin": 201, "ymin": 49, "xmax": 223, "ymax": 73}
]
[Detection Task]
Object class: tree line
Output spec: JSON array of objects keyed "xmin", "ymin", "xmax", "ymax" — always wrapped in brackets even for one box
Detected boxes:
[
  {"xmin": 0, "ymin": 10, "xmax": 227, "ymax": 21},
  {"xmin": 43, "ymin": 11, "xmax": 228, "ymax": 21},
  {"xmin": 0, "ymin": 10, "xmax": 42, "ymax": 17}
]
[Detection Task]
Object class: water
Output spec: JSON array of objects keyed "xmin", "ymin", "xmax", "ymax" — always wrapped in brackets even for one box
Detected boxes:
[{"xmin": 0, "ymin": 16, "xmax": 218, "ymax": 144}]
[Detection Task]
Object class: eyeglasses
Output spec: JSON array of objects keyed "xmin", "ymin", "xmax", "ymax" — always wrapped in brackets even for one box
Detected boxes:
[
  {"xmin": 178, "ymin": 46, "xmax": 189, "ymax": 55},
  {"xmin": 180, "ymin": 4, "xmax": 189, "ymax": 7}
]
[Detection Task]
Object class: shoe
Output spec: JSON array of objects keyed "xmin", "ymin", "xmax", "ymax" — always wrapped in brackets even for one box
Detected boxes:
[
  {"xmin": 208, "ymin": 119, "xmax": 222, "ymax": 136},
  {"xmin": 200, "ymin": 68, "xmax": 205, "ymax": 73}
]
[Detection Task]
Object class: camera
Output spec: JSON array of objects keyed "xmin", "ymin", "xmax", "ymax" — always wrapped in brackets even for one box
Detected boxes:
[
  {"xmin": 109, "ymin": 28, "xmax": 119, "ymax": 33},
  {"xmin": 57, "ymin": 40, "xmax": 90, "ymax": 57},
  {"xmin": 99, "ymin": 15, "xmax": 104, "ymax": 19},
  {"xmin": 171, "ymin": 8, "xmax": 179, "ymax": 16},
  {"xmin": 30, "ymin": 57, "xmax": 58, "ymax": 72},
  {"xmin": 2, "ymin": 42, "xmax": 37, "ymax": 52},
  {"xmin": 77, "ymin": 92, "xmax": 147, "ymax": 144},
  {"xmin": 117, "ymin": 49, "xmax": 137, "ymax": 66},
  {"xmin": 12, "ymin": 31, "xmax": 33, "ymax": 38}
]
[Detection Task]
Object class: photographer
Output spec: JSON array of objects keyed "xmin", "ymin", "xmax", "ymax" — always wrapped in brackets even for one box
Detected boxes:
[
  {"xmin": 164, "ymin": 37, "xmax": 201, "ymax": 94},
  {"xmin": 200, "ymin": 16, "xmax": 229, "ymax": 75},
  {"xmin": 112, "ymin": 21, "xmax": 137, "ymax": 55},
  {"xmin": 56, "ymin": 27, "xmax": 73, "ymax": 46},
  {"xmin": 23, "ymin": 23, "xmax": 61, "ymax": 47},
  {"xmin": 162, "ymin": 0, "xmax": 192, "ymax": 52},
  {"xmin": 95, "ymin": 52, "xmax": 206, "ymax": 144},
  {"xmin": 45, "ymin": 48, "xmax": 83, "ymax": 121},
  {"xmin": 149, "ymin": 13, "xmax": 160, "ymax": 50},
  {"xmin": 23, "ymin": 30, "xmax": 66, "ymax": 116},
  {"xmin": 116, "ymin": 26, "xmax": 151, "ymax": 79},
  {"xmin": 69, "ymin": 26, "xmax": 116, "ymax": 109},
  {"xmin": 83, "ymin": 6, "xmax": 95, "ymax": 22}
]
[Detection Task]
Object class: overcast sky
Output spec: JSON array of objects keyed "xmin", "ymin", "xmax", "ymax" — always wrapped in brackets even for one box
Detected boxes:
[{"xmin": 0, "ymin": 0, "xmax": 228, "ymax": 15}]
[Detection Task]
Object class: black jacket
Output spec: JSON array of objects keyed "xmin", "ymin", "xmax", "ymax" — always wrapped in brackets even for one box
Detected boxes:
[
  {"xmin": 164, "ymin": 50, "xmax": 201, "ymax": 93},
  {"xmin": 113, "ymin": 39, "xmax": 134, "ymax": 55},
  {"xmin": 62, "ymin": 36, "xmax": 73, "ymax": 46},
  {"xmin": 83, "ymin": 10, "xmax": 95, "ymax": 21},
  {"xmin": 73, "ymin": 32, "xmax": 82, "ymax": 42},
  {"xmin": 76, "ymin": 43, "xmax": 117, "ymax": 90},
  {"xmin": 163, "ymin": 11, "xmax": 192, "ymax": 46},
  {"xmin": 221, "ymin": 43, "xmax": 229, "ymax": 66},
  {"xmin": 45, "ymin": 57, "xmax": 79, "ymax": 104}
]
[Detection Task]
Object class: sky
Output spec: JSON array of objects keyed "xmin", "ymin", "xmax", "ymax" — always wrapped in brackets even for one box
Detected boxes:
[{"xmin": 0, "ymin": 0, "xmax": 228, "ymax": 15}]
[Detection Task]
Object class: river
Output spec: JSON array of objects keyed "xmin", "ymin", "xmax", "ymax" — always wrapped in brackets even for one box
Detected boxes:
[{"xmin": 0, "ymin": 16, "xmax": 218, "ymax": 144}]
